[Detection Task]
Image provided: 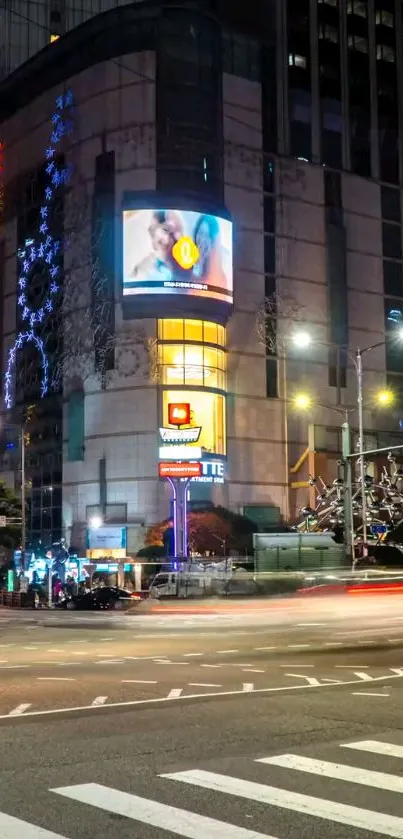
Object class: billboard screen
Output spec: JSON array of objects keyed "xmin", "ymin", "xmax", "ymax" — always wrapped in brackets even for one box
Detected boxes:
[{"xmin": 122, "ymin": 209, "xmax": 233, "ymax": 306}]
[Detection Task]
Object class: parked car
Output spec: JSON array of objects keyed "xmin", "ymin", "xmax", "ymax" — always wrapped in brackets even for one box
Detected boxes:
[{"xmin": 56, "ymin": 586, "xmax": 141, "ymax": 611}]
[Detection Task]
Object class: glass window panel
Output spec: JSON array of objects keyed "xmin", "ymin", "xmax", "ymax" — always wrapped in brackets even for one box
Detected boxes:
[
  {"xmin": 184, "ymin": 320, "xmax": 203, "ymax": 341},
  {"xmin": 162, "ymin": 390, "xmax": 226, "ymax": 455},
  {"xmin": 158, "ymin": 319, "xmax": 184, "ymax": 341},
  {"xmin": 203, "ymin": 321, "xmax": 218, "ymax": 345},
  {"xmin": 216, "ymin": 325, "xmax": 226, "ymax": 347}
]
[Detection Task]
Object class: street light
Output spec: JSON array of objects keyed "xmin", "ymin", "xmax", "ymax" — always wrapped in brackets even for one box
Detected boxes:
[
  {"xmin": 293, "ymin": 392, "xmax": 313, "ymax": 411},
  {"xmin": 292, "ymin": 329, "xmax": 403, "ymax": 555},
  {"xmin": 88, "ymin": 515, "xmax": 103, "ymax": 530}
]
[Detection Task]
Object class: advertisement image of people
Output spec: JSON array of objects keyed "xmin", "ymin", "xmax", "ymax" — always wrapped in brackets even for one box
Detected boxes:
[{"xmin": 122, "ymin": 208, "xmax": 233, "ymax": 305}]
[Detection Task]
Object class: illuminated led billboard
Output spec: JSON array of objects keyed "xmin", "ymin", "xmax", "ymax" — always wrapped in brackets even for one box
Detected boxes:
[{"xmin": 122, "ymin": 209, "xmax": 233, "ymax": 307}]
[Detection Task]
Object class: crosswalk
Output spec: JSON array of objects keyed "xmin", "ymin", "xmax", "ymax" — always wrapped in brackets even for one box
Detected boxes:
[{"xmin": 3, "ymin": 737, "xmax": 403, "ymax": 837}]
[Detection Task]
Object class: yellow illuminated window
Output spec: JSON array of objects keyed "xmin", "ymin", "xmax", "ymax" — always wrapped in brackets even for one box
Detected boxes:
[
  {"xmin": 158, "ymin": 319, "xmax": 226, "ymax": 347},
  {"xmin": 158, "ymin": 344, "xmax": 226, "ymax": 389},
  {"xmin": 184, "ymin": 320, "xmax": 203, "ymax": 342},
  {"xmin": 50, "ymin": 33, "xmax": 60, "ymax": 42},
  {"xmin": 162, "ymin": 390, "xmax": 226, "ymax": 455}
]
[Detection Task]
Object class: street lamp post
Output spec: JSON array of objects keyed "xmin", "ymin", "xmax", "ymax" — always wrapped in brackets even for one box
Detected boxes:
[{"xmin": 292, "ymin": 330, "xmax": 403, "ymax": 557}]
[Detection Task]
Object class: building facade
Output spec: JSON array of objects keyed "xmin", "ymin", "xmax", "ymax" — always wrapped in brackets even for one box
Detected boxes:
[{"xmin": 0, "ymin": 0, "xmax": 403, "ymax": 553}]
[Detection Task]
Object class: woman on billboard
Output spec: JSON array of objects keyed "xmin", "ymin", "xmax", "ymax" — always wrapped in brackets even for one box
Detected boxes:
[
  {"xmin": 193, "ymin": 214, "xmax": 230, "ymax": 290},
  {"xmin": 130, "ymin": 210, "xmax": 184, "ymax": 283}
]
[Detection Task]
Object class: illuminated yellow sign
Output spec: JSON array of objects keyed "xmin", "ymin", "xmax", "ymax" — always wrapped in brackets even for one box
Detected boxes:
[{"xmin": 172, "ymin": 236, "xmax": 200, "ymax": 270}]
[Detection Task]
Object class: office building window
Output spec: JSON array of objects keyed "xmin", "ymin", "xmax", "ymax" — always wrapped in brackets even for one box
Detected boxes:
[
  {"xmin": 383, "ymin": 261, "xmax": 403, "ymax": 297},
  {"xmin": 375, "ymin": 9, "xmax": 394, "ymax": 27},
  {"xmin": 348, "ymin": 34, "xmax": 369, "ymax": 53},
  {"xmin": 382, "ymin": 223, "xmax": 402, "ymax": 260},
  {"xmin": 288, "ymin": 53, "xmax": 307, "ymax": 69},
  {"xmin": 347, "ymin": 0, "xmax": 367, "ymax": 16},
  {"xmin": 381, "ymin": 185, "xmax": 401, "ymax": 222},
  {"xmin": 377, "ymin": 44, "xmax": 395, "ymax": 62},
  {"xmin": 319, "ymin": 24, "xmax": 339, "ymax": 43}
]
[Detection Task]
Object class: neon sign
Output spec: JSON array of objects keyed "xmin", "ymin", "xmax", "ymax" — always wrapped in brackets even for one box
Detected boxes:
[{"xmin": 4, "ymin": 91, "xmax": 74, "ymax": 409}]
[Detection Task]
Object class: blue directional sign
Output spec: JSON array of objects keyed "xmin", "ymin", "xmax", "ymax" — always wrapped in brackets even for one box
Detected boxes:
[{"xmin": 370, "ymin": 524, "xmax": 387, "ymax": 535}]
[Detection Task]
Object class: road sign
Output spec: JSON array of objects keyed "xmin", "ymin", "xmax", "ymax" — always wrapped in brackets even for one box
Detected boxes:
[
  {"xmin": 159, "ymin": 462, "xmax": 202, "ymax": 479},
  {"xmin": 370, "ymin": 524, "xmax": 387, "ymax": 535},
  {"xmin": 0, "ymin": 516, "xmax": 7, "ymax": 527}
]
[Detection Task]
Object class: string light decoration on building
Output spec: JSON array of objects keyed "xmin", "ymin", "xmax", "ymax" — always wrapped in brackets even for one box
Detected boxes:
[
  {"xmin": 4, "ymin": 91, "xmax": 74, "ymax": 409},
  {"xmin": 0, "ymin": 141, "xmax": 4, "ymax": 228}
]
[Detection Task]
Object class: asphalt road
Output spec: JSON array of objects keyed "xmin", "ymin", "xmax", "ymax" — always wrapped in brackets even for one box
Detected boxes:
[
  {"xmin": 2, "ymin": 597, "xmax": 403, "ymax": 837},
  {"xmin": 2, "ymin": 656, "xmax": 403, "ymax": 837}
]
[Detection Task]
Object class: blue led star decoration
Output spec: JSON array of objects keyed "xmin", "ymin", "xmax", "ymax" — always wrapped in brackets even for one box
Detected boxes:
[{"xmin": 4, "ymin": 91, "xmax": 74, "ymax": 410}]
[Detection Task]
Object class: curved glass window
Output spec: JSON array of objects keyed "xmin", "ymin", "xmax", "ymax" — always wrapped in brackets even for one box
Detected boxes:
[
  {"xmin": 158, "ymin": 343, "xmax": 226, "ymax": 390},
  {"xmin": 158, "ymin": 318, "xmax": 225, "ymax": 346}
]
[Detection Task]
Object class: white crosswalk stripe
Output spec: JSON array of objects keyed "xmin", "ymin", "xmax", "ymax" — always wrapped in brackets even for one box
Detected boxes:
[
  {"xmin": 342, "ymin": 739, "xmax": 403, "ymax": 758},
  {"xmin": 0, "ymin": 812, "xmax": 67, "ymax": 838},
  {"xmin": 8, "ymin": 736, "xmax": 403, "ymax": 837},
  {"xmin": 53, "ymin": 782, "xmax": 276, "ymax": 838},
  {"xmin": 258, "ymin": 753, "xmax": 403, "ymax": 793},
  {"xmin": 161, "ymin": 768, "xmax": 403, "ymax": 837}
]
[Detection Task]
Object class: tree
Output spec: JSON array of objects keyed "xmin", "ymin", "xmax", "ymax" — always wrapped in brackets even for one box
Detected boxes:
[
  {"xmin": 144, "ymin": 506, "xmax": 255, "ymax": 556},
  {"xmin": 0, "ymin": 480, "xmax": 22, "ymax": 550}
]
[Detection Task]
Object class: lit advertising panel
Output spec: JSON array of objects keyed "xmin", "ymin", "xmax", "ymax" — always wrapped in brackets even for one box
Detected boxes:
[
  {"xmin": 162, "ymin": 390, "xmax": 226, "ymax": 456},
  {"xmin": 122, "ymin": 209, "xmax": 233, "ymax": 306}
]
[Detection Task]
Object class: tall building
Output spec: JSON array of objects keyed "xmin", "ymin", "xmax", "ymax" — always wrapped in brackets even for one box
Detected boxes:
[{"xmin": 0, "ymin": 0, "xmax": 402, "ymax": 554}]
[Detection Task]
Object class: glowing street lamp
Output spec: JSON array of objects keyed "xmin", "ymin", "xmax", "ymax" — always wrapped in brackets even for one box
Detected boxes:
[
  {"xmin": 292, "ymin": 330, "xmax": 312, "ymax": 349},
  {"xmin": 293, "ymin": 392, "xmax": 312, "ymax": 411},
  {"xmin": 88, "ymin": 515, "xmax": 103, "ymax": 530},
  {"xmin": 376, "ymin": 388, "xmax": 395, "ymax": 407}
]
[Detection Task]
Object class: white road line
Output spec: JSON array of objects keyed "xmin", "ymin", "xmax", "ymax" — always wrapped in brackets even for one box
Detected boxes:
[
  {"xmin": 280, "ymin": 664, "xmax": 314, "ymax": 668},
  {"xmin": 121, "ymin": 680, "xmax": 157, "ymax": 685},
  {"xmin": 243, "ymin": 683, "xmax": 254, "ymax": 692},
  {"xmin": 342, "ymin": 740, "xmax": 403, "ymax": 758},
  {"xmin": 163, "ymin": 769, "xmax": 403, "ymax": 837},
  {"xmin": 53, "ymin": 783, "xmax": 277, "ymax": 839},
  {"xmin": 354, "ymin": 672, "xmax": 374, "ymax": 681},
  {"xmin": 352, "ymin": 692, "xmax": 390, "ymax": 697},
  {"xmin": 287, "ymin": 644, "xmax": 311, "ymax": 649},
  {"xmin": 188, "ymin": 683, "xmax": 222, "ymax": 688},
  {"xmin": 258, "ymin": 754, "xmax": 403, "ymax": 793},
  {"xmin": 217, "ymin": 650, "xmax": 238, "ymax": 654},
  {"xmin": 296, "ymin": 623, "xmax": 327, "ymax": 627},
  {"xmin": 200, "ymin": 664, "xmax": 222, "ymax": 669},
  {"xmin": 0, "ymin": 665, "xmax": 28, "ymax": 669},
  {"xmin": 335, "ymin": 665, "xmax": 369, "ymax": 668},
  {"xmin": 324, "ymin": 642, "xmax": 343, "ymax": 647},
  {"xmin": 37, "ymin": 678, "xmax": 75, "ymax": 682},
  {"xmin": 254, "ymin": 646, "xmax": 276, "ymax": 651},
  {"xmin": 167, "ymin": 689, "xmax": 183, "ymax": 699},
  {"xmin": 284, "ymin": 673, "xmax": 321, "ymax": 686},
  {"xmin": 47, "ymin": 649, "xmax": 64, "ymax": 653},
  {"xmin": 8, "ymin": 703, "xmax": 32, "ymax": 716},
  {"xmin": 243, "ymin": 669, "xmax": 265, "ymax": 673},
  {"xmin": 72, "ymin": 652, "xmax": 88, "ymax": 656},
  {"xmin": 24, "ymin": 646, "xmax": 39, "ymax": 650},
  {"xmin": 91, "ymin": 696, "xmax": 107, "ymax": 706},
  {"xmin": 95, "ymin": 659, "xmax": 124, "ymax": 665},
  {"xmin": 0, "ymin": 811, "xmax": 67, "ymax": 838},
  {"xmin": 183, "ymin": 653, "xmax": 204, "ymax": 657},
  {"xmin": 0, "ymin": 660, "xmax": 8, "ymax": 664}
]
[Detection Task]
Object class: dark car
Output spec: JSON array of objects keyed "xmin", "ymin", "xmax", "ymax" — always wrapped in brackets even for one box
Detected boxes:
[{"xmin": 57, "ymin": 586, "xmax": 141, "ymax": 611}]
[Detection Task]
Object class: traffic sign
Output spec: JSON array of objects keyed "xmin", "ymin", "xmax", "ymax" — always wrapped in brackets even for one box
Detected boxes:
[
  {"xmin": 0, "ymin": 516, "xmax": 7, "ymax": 528},
  {"xmin": 370, "ymin": 524, "xmax": 387, "ymax": 535}
]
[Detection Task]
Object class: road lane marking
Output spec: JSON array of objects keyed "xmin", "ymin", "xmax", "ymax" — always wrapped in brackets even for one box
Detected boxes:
[
  {"xmin": 284, "ymin": 673, "xmax": 321, "ymax": 686},
  {"xmin": 280, "ymin": 664, "xmax": 314, "ymax": 668},
  {"xmin": 53, "ymin": 783, "xmax": 277, "ymax": 839},
  {"xmin": 217, "ymin": 650, "xmax": 238, "ymax": 654},
  {"xmin": 47, "ymin": 649, "xmax": 64, "ymax": 653},
  {"xmin": 200, "ymin": 664, "xmax": 222, "ymax": 669},
  {"xmin": 0, "ymin": 665, "xmax": 28, "ymax": 669},
  {"xmin": 8, "ymin": 704, "xmax": 31, "ymax": 716},
  {"xmin": 352, "ymin": 692, "xmax": 390, "ymax": 697},
  {"xmin": 258, "ymin": 754, "xmax": 403, "ymax": 793},
  {"xmin": 324, "ymin": 642, "xmax": 343, "ymax": 647},
  {"xmin": 91, "ymin": 696, "xmax": 107, "ymax": 706},
  {"xmin": 1, "ymin": 671, "xmax": 402, "ymax": 721},
  {"xmin": 162, "ymin": 769, "xmax": 403, "ymax": 837},
  {"xmin": 342, "ymin": 740, "xmax": 403, "ymax": 757},
  {"xmin": 296, "ymin": 623, "xmax": 327, "ymax": 627},
  {"xmin": 287, "ymin": 644, "xmax": 311, "ymax": 649},
  {"xmin": 354, "ymin": 672, "xmax": 373, "ymax": 681},
  {"xmin": 335, "ymin": 665, "xmax": 369, "ymax": 668},
  {"xmin": 37, "ymin": 678, "xmax": 76, "ymax": 682},
  {"xmin": 243, "ymin": 669, "xmax": 264, "ymax": 673},
  {"xmin": 243, "ymin": 683, "xmax": 254, "ymax": 692},
  {"xmin": 95, "ymin": 659, "xmax": 124, "ymax": 664},
  {"xmin": 121, "ymin": 680, "xmax": 157, "ymax": 685},
  {"xmin": 167, "ymin": 689, "xmax": 183, "ymax": 699},
  {"xmin": 254, "ymin": 646, "xmax": 276, "ymax": 651},
  {"xmin": 183, "ymin": 653, "xmax": 204, "ymax": 657},
  {"xmin": 0, "ymin": 811, "xmax": 67, "ymax": 838},
  {"xmin": 188, "ymin": 683, "xmax": 222, "ymax": 688}
]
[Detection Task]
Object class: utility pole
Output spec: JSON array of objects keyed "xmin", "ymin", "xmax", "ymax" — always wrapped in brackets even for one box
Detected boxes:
[
  {"xmin": 356, "ymin": 349, "xmax": 368, "ymax": 555},
  {"xmin": 342, "ymin": 421, "xmax": 354, "ymax": 563}
]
